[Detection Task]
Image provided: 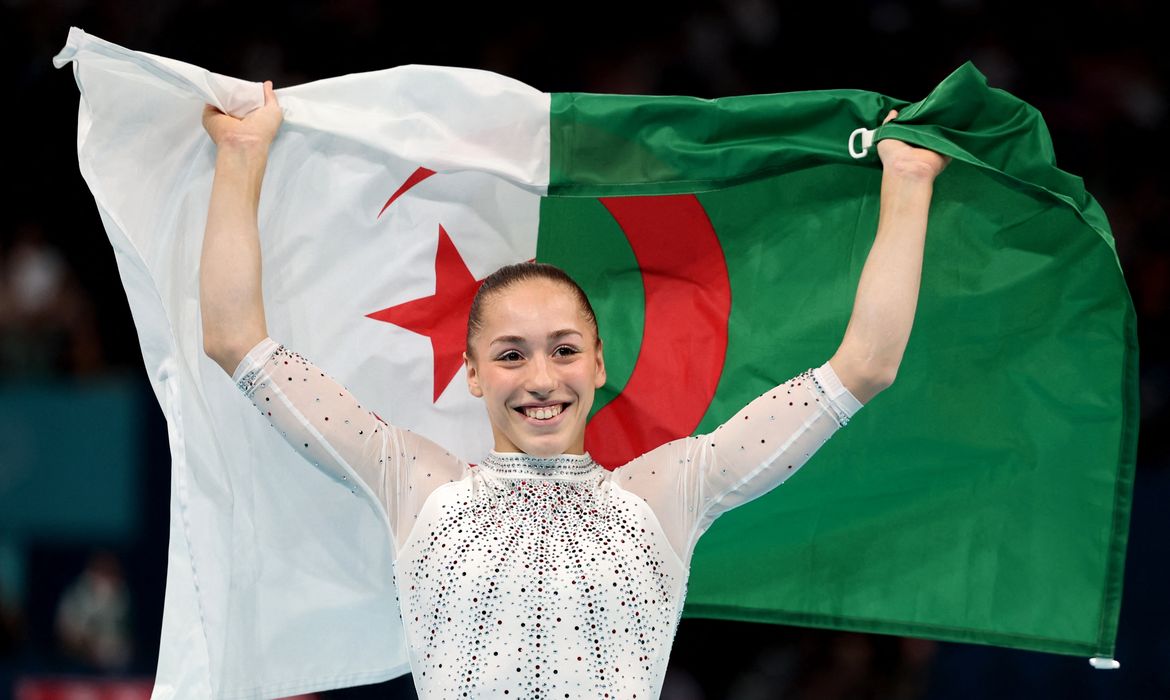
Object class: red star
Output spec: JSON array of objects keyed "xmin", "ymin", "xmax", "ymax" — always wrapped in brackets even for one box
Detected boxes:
[{"xmin": 366, "ymin": 225, "xmax": 485, "ymax": 403}]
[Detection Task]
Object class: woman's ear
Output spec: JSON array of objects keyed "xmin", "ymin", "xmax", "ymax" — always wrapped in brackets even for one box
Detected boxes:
[
  {"xmin": 464, "ymin": 351, "xmax": 484, "ymax": 397},
  {"xmin": 594, "ymin": 338, "xmax": 607, "ymax": 388}
]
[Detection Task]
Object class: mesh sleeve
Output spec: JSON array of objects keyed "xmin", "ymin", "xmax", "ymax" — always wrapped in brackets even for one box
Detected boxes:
[
  {"xmin": 231, "ymin": 337, "xmax": 467, "ymax": 549},
  {"xmin": 613, "ymin": 360, "xmax": 863, "ymax": 564}
]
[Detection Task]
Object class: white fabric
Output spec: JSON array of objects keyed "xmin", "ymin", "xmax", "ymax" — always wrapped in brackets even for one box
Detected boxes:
[
  {"xmin": 233, "ymin": 337, "xmax": 862, "ymax": 699},
  {"xmin": 53, "ymin": 27, "xmax": 551, "ymax": 700}
]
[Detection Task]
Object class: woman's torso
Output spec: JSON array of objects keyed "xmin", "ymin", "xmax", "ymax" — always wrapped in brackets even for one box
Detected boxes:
[{"xmin": 395, "ymin": 451, "xmax": 688, "ymax": 699}]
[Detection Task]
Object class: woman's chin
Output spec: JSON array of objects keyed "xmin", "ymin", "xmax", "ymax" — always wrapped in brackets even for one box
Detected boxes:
[
  {"xmin": 518, "ymin": 439, "xmax": 567, "ymax": 458},
  {"xmin": 507, "ymin": 431, "xmax": 582, "ymax": 458}
]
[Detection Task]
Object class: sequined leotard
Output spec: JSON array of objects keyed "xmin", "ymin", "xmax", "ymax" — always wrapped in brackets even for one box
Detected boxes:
[{"xmin": 233, "ymin": 337, "xmax": 863, "ymax": 699}]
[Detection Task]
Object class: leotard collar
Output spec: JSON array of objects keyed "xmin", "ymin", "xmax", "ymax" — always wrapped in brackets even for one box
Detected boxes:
[{"xmin": 480, "ymin": 450, "xmax": 602, "ymax": 479}]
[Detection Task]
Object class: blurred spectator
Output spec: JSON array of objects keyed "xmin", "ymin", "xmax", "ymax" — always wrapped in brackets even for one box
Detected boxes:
[
  {"xmin": 0, "ymin": 580, "xmax": 25, "ymax": 660},
  {"xmin": 0, "ymin": 222, "xmax": 103, "ymax": 379},
  {"xmin": 54, "ymin": 551, "xmax": 133, "ymax": 671}
]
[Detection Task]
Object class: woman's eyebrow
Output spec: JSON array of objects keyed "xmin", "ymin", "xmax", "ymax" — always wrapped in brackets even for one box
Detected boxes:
[
  {"xmin": 490, "ymin": 329, "xmax": 583, "ymax": 347},
  {"xmin": 490, "ymin": 335, "xmax": 527, "ymax": 347}
]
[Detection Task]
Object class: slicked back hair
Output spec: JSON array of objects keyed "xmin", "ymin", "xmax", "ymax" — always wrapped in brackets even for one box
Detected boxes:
[{"xmin": 465, "ymin": 262, "xmax": 600, "ymax": 360}]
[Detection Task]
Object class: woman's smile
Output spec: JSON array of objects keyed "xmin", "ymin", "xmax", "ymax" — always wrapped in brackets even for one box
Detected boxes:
[
  {"xmin": 514, "ymin": 401, "xmax": 572, "ymax": 425},
  {"xmin": 463, "ymin": 277, "xmax": 606, "ymax": 456}
]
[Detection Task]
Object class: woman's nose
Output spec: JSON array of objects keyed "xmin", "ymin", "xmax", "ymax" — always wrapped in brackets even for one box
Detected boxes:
[{"xmin": 525, "ymin": 355, "xmax": 557, "ymax": 394}]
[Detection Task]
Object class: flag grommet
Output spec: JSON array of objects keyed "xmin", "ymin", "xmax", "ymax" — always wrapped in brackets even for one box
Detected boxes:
[{"xmin": 849, "ymin": 127, "xmax": 875, "ymax": 159}]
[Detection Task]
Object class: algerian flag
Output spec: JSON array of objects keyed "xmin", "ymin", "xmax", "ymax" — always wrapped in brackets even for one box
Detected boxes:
[{"xmin": 54, "ymin": 26, "xmax": 1136, "ymax": 700}]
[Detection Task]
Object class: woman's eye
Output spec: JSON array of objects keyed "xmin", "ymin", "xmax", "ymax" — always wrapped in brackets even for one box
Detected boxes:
[
  {"xmin": 497, "ymin": 350, "xmax": 523, "ymax": 362},
  {"xmin": 554, "ymin": 346, "xmax": 580, "ymax": 357}
]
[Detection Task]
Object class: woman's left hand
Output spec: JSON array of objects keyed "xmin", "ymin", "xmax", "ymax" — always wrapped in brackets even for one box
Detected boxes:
[{"xmin": 876, "ymin": 109, "xmax": 951, "ymax": 181}]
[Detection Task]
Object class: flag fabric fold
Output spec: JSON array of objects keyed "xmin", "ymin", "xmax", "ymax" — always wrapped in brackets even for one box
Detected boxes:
[{"xmin": 55, "ymin": 26, "xmax": 1136, "ymax": 700}]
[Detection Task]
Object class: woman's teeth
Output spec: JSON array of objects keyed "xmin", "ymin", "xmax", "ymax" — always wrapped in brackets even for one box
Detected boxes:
[{"xmin": 523, "ymin": 404, "xmax": 563, "ymax": 420}]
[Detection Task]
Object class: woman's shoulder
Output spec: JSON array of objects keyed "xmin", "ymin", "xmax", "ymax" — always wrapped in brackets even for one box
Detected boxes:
[{"xmin": 390, "ymin": 426, "xmax": 472, "ymax": 473}]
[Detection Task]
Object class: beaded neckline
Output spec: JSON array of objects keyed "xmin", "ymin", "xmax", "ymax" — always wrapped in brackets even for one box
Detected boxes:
[{"xmin": 479, "ymin": 450, "xmax": 603, "ymax": 479}]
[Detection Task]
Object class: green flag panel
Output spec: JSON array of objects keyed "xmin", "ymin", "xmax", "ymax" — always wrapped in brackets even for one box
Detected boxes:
[{"xmin": 539, "ymin": 63, "xmax": 1137, "ymax": 658}]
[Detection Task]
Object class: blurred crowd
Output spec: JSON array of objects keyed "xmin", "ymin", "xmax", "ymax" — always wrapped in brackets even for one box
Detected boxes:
[
  {"xmin": 2, "ymin": 0, "xmax": 1166, "ymax": 698},
  {"xmin": 0, "ymin": 223, "xmax": 102, "ymax": 379}
]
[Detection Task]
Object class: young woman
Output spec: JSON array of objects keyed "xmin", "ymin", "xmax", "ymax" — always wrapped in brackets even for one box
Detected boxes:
[{"xmin": 201, "ymin": 81, "xmax": 947, "ymax": 699}]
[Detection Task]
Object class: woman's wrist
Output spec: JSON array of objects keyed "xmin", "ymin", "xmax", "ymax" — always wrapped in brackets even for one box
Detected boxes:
[
  {"xmin": 215, "ymin": 137, "xmax": 271, "ymax": 165},
  {"xmin": 882, "ymin": 158, "xmax": 943, "ymax": 184}
]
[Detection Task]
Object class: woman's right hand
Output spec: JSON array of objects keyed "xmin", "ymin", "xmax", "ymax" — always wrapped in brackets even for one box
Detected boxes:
[
  {"xmin": 876, "ymin": 109, "xmax": 949, "ymax": 182},
  {"xmin": 202, "ymin": 80, "xmax": 283, "ymax": 150}
]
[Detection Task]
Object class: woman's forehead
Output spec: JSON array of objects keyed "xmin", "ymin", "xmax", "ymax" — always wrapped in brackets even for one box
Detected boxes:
[{"xmin": 481, "ymin": 280, "xmax": 589, "ymax": 333}]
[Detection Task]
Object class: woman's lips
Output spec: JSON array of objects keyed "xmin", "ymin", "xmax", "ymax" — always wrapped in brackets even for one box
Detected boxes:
[{"xmin": 514, "ymin": 402, "xmax": 570, "ymax": 426}]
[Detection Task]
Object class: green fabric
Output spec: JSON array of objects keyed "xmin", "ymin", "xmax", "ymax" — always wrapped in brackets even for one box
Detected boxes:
[{"xmin": 537, "ymin": 63, "xmax": 1136, "ymax": 658}]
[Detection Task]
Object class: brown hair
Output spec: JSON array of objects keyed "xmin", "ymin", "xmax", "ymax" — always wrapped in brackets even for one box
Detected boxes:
[{"xmin": 465, "ymin": 262, "xmax": 600, "ymax": 359}]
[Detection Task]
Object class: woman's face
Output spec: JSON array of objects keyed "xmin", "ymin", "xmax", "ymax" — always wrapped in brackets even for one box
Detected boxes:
[{"xmin": 463, "ymin": 278, "xmax": 605, "ymax": 457}]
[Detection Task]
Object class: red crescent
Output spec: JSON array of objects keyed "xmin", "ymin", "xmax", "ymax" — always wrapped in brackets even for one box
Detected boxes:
[
  {"xmin": 584, "ymin": 194, "xmax": 731, "ymax": 468},
  {"xmin": 378, "ymin": 166, "xmax": 436, "ymax": 218}
]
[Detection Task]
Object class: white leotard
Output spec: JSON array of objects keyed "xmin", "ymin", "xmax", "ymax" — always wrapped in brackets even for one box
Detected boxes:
[{"xmin": 233, "ymin": 337, "xmax": 862, "ymax": 699}]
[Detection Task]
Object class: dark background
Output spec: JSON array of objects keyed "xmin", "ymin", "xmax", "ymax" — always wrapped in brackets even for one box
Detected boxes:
[{"xmin": 2, "ymin": 1, "xmax": 1167, "ymax": 698}]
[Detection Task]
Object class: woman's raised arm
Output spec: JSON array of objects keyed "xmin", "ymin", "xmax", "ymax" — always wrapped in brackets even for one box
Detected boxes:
[
  {"xmin": 196, "ymin": 83, "xmax": 466, "ymax": 542},
  {"xmin": 828, "ymin": 109, "xmax": 950, "ymax": 403},
  {"xmin": 200, "ymin": 80, "xmax": 284, "ymax": 375}
]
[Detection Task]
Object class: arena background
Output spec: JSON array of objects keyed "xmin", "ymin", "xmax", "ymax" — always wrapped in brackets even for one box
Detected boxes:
[{"xmin": 2, "ymin": 1, "xmax": 1167, "ymax": 698}]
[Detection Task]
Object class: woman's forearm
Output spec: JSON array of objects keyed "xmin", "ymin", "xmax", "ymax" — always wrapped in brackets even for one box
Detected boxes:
[
  {"xmin": 200, "ymin": 141, "xmax": 272, "ymax": 374},
  {"xmin": 829, "ymin": 110, "xmax": 948, "ymax": 404},
  {"xmin": 833, "ymin": 168, "xmax": 935, "ymax": 394},
  {"xmin": 199, "ymin": 82, "xmax": 283, "ymax": 375},
  {"xmin": 853, "ymin": 171, "xmax": 935, "ymax": 377}
]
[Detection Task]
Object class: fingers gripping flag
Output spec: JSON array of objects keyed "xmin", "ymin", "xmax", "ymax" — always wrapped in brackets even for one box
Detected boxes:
[{"xmin": 55, "ymin": 27, "xmax": 1136, "ymax": 700}]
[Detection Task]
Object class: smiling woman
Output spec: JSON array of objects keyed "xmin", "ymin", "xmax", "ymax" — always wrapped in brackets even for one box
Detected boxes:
[
  {"xmin": 200, "ymin": 82, "xmax": 942, "ymax": 700},
  {"xmin": 462, "ymin": 266, "xmax": 607, "ymax": 458}
]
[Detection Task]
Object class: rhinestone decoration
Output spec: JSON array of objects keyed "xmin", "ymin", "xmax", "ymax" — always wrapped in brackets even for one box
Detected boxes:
[
  {"xmin": 807, "ymin": 367, "xmax": 851, "ymax": 426},
  {"xmin": 236, "ymin": 365, "xmax": 263, "ymax": 399},
  {"xmin": 395, "ymin": 452, "xmax": 684, "ymax": 699}
]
